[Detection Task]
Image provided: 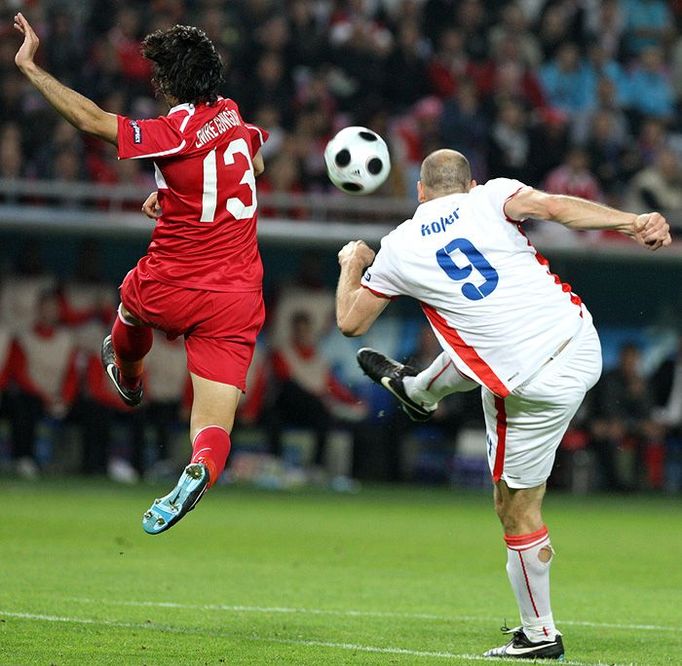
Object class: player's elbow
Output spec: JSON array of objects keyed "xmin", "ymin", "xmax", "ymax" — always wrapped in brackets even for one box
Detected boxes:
[
  {"xmin": 337, "ymin": 316, "xmax": 368, "ymax": 337},
  {"xmin": 543, "ymin": 194, "xmax": 566, "ymax": 222},
  {"xmin": 80, "ymin": 109, "xmax": 117, "ymax": 145}
]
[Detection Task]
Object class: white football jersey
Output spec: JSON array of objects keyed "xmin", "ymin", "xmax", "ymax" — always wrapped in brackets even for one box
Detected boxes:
[{"xmin": 361, "ymin": 178, "xmax": 590, "ymax": 397}]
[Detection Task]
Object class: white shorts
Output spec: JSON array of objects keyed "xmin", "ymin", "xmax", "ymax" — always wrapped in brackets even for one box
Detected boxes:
[{"xmin": 482, "ymin": 319, "xmax": 602, "ymax": 489}]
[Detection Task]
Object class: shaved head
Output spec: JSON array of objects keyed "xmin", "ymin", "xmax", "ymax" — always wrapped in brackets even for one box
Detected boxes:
[{"xmin": 419, "ymin": 149, "xmax": 472, "ymax": 198}]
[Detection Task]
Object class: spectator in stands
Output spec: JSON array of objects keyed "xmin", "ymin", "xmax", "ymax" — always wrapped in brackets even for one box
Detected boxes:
[
  {"xmin": 393, "ymin": 96, "xmax": 444, "ymax": 188},
  {"xmin": 582, "ymin": 45, "xmax": 630, "ymax": 109},
  {"xmin": 0, "ymin": 243, "xmax": 56, "ymax": 334},
  {"xmin": 589, "ymin": 342, "xmax": 661, "ymax": 490},
  {"xmin": 0, "ymin": 122, "xmax": 24, "ymax": 179},
  {"xmin": 537, "ymin": 4, "xmax": 581, "ymax": 59},
  {"xmin": 106, "ymin": 6, "xmax": 152, "ymax": 95},
  {"xmin": 651, "ymin": 336, "xmax": 682, "ymax": 493},
  {"xmin": 422, "ymin": 0, "xmax": 457, "ymax": 49},
  {"xmin": 473, "ymin": 34, "xmax": 546, "ymax": 114},
  {"xmin": 286, "ymin": 0, "xmax": 325, "ymax": 70},
  {"xmin": 625, "ymin": 148, "xmax": 682, "ymax": 215},
  {"xmin": 58, "ymin": 239, "xmax": 116, "ymax": 337},
  {"xmin": 401, "ymin": 324, "xmax": 482, "ymax": 443},
  {"xmin": 440, "ymin": 81, "xmax": 489, "ymax": 180},
  {"xmin": 621, "ymin": 0, "xmax": 674, "ymax": 57},
  {"xmin": 627, "ymin": 46, "xmax": 675, "ymax": 122},
  {"xmin": 79, "ymin": 330, "xmax": 145, "ymax": 482},
  {"xmin": 43, "ymin": 8, "xmax": 84, "ymax": 87},
  {"xmin": 328, "ymin": 8, "xmax": 393, "ymax": 111},
  {"xmin": 426, "ymin": 28, "xmax": 470, "ymax": 99},
  {"xmin": 33, "ymin": 119, "xmax": 84, "ymax": 180},
  {"xmin": 583, "ymin": 110, "xmax": 631, "ymax": 198},
  {"xmin": 384, "ymin": 20, "xmax": 430, "ymax": 110},
  {"xmin": 269, "ymin": 253, "xmax": 335, "ymax": 349},
  {"xmin": 636, "ymin": 117, "xmax": 669, "ymax": 167},
  {"xmin": 241, "ymin": 51, "xmax": 294, "ymax": 123},
  {"xmin": 488, "ymin": 2, "xmax": 542, "ymax": 69},
  {"xmin": 584, "ymin": 0, "xmax": 625, "ymax": 60},
  {"xmin": 252, "ymin": 105, "xmax": 285, "ymax": 161},
  {"xmin": 487, "ymin": 99, "xmax": 531, "ymax": 182},
  {"xmin": 269, "ymin": 311, "xmax": 365, "ymax": 473},
  {"xmin": 539, "ymin": 43, "xmax": 591, "ymax": 115},
  {"xmin": 571, "ymin": 75, "xmax": 632, "ymax": 147},
  {"xmin": 526, "ymin": 108, "xmax": 570, "ymax": 187},
  {"xmin": 457, "ymin": 0, "xmax": 488, "ymax": 61},
  {"xmin": 257, "ymin": 150, "xmax": 306, "ymax": 218},
  {"xmin": 5, "ymin": 290, "xmax": 78, "ymax": 479},
  {"xmin": 143, "ymin": 332, "xmax": 191, "ymax": 479},
  {"xmin": 544, "ymin": 146, "xmax": 603, "ymax": 202}
]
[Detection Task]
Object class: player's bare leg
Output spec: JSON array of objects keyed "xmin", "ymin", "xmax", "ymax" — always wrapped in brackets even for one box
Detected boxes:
[
  {"xmin": 142, "ymin": 373, "xmax": 241, "ymax": 534},
  {"xmin": 484, "ymin": 481, "xmax": 565, "ymax": 660},
  {"xmin": 101, "ymin": 303, "xmax": 152, "ymax": 407}
]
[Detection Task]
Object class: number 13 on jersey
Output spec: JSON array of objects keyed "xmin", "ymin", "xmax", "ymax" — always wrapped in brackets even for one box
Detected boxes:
[{"xmin": 200, "ymin": 138, "xmax": 256, "ymax": 223}]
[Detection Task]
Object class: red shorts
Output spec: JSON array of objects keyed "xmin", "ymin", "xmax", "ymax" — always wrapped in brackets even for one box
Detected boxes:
[{"xmin": 120, "ymin": 268, "xmax": 265, "ymax": 391}]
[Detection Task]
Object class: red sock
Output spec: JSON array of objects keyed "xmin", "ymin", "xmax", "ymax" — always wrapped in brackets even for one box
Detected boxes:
[
  {"xmin": 191, "ymin": 426, "xmax": 231, "ymax": 487},
  {"xmin": 111, "ymin": 314, "xmax": 153, "ymax": 389}
]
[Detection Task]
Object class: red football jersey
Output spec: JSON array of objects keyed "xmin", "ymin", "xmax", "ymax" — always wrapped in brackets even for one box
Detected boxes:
[{"xmin": 117, "ymin": 98, "xmax": 268, "ymax": 292}]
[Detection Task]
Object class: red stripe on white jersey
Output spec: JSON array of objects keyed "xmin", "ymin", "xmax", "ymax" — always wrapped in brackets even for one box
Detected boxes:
[
  {"xmin": 360, "ymin": 284, "xmax": 395, "ymax": 300},
  {"xmin": 493, "ymin": 395, "xmax": 507, "ymax": 482},
  {"xmin": 421, "ymin": 303, "xmax": 509, "ymax": 397},
  {"xmin": 502, "ymin": 186, "xmax": 527, "ymax": 223},
  {"xmin": 516, "ymin": 226, "xmax": 583, "ymax": 313}
]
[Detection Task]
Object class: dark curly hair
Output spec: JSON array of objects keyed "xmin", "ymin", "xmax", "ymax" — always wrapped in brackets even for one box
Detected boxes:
[{"xmin": 142, "ymin": 25, "xmax": 223, "ymax": 105}]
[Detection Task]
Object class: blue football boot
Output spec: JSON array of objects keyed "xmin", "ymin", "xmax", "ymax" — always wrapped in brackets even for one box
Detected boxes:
[{"xmin": 142, "ymin": 463, "xmax": 209, "ymax": 535}]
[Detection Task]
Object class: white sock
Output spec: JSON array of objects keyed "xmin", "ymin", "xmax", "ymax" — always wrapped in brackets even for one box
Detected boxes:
[
  {"xmin": 403, "ymin": 352, "xmax": 476, "ymax": 409},
  {"xmin": 504, "ymin": 526, "xmax": 558, "ymax": 643}
]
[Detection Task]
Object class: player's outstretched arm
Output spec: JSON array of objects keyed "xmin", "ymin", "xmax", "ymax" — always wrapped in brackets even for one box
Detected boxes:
[
  {"xmin": 336, "ymin": 240, "xmax": 389, "ymax": 336},
  {"xmin": 505, "ymin": 187, "xmax": 672, "ymax": 251},
  {"xmin": 13, "ymin": 13, "xmax": 117, "ymax": 145},
  {"xmin": 253, "ymin": 150, "xmax": 265, "ymax": 177}
]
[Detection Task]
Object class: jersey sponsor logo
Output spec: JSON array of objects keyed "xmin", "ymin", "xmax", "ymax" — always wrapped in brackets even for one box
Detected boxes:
[
  {"xmin": 129, "ymin": 120, "xmax": 142, "ymax": 144},
  {"xmin": 195, "ymin": 108, "xmax": 242, "ymax": 148},
  {"xmin": 421, "ymin": 207, "xmax": 460, "ymax": 236}
]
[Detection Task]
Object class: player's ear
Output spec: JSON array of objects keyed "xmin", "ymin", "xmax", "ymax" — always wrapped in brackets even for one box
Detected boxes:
[
  {"xmin": 417, "ymin": 180, "xmax": 426, "ymax": 203},
  {"xmin": 469, "ymin": 179, "xmax": 477, "ymax": 190}
]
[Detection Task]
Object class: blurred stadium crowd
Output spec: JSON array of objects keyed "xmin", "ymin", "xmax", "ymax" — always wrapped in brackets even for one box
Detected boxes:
[
  {"xmin": 0, "ymin": 241, "xmax": 681, "ymax": 495},
  {"xmin": 1, "ymin": 0, "xmax": 682, "ymax": 492},
  {"xmin": 0, "ymin": 0, "xmax": 682, "ymax": 213}
]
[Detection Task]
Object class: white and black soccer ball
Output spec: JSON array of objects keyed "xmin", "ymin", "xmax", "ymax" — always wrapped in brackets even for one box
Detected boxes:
[{"xmin": 324, "ymin": 126, "xmax": 391, "ymax": 195}]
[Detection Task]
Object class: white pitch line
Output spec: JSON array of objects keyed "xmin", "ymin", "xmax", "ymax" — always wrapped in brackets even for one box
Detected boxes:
[
  {"xmin": 0, "ymin": 610, "xmax": 634, "ymax": 666},
  {"xmin": 67, "ymin": 596, "xmax": 680, "ymax": 633}
]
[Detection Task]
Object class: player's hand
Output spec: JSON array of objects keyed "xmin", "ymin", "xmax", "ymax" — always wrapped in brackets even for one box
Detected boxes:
[
  {"xmin": 338, "ymin": 240, "xmax": 375, "ymax": 268},
  {"xmin": 633, "ymin": 212, "xmax": 671, "ymax": 251},
  {"xmin": 13, "ymin": 13, "xmax": 39, "ymax": 72},
  {"xmin": 141, "ymin": 191, "xmax": 162, "ymax": 219}
]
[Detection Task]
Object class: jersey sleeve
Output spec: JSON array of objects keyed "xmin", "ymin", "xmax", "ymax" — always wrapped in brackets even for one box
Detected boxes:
[
  {"xmin": 360, "ymin": 235, "xmax": 402, "ymax": 299},
  {"xmin": 117, "ymin": 114, "xmax": 186, "ymax": 160},
  {"xmin": 483, "ymin": 177, "xmax": 529, "ymax": 223},
  {"xmin": 244, "ymin": 123, "xmax": 269, "ymax": 158}
]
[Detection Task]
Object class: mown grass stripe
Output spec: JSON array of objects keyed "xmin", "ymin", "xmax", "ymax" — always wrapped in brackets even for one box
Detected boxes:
[
  {"xmin": 66, "ymin": 596, "xmax": 680, "ymax": 632},
  {"xmin": 0, "ymin": 610, "xmax": 633, "ymax": 666}
]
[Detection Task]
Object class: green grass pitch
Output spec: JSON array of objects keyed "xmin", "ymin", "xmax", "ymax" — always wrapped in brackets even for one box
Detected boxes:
[{"xmin": 0, "ymin": 480, "xmax": 680, "ymax": 665}]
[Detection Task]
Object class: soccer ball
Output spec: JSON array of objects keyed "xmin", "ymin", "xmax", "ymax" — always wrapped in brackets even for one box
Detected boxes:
[{"xmin": 324, "ymin": 126, "xmax": 391, "ymax": 195}]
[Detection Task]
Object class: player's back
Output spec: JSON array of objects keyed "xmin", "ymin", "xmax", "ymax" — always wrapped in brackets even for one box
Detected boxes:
[
  {"xmin": 366, "ymin": 178, "xmax": 588, "ymax": 394},
  {"xmin": 117, "ymin": 98, "xmax": 267, "ymax": 292}
]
